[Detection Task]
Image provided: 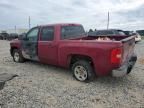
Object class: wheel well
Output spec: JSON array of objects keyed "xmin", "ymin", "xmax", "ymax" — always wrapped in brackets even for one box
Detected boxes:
[
  {"xmin": 70, "ymin": 55, "xmax": 94, "ymax": 68},
  {"xmin": 10, "ymin": 47, "xmax": 18, "ymax": 56}
]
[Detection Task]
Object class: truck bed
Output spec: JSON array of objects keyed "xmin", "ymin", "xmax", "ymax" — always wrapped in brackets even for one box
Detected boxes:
[{"xmin": 83, "ymin": 36, "xmax": 136, "ymax": 65}]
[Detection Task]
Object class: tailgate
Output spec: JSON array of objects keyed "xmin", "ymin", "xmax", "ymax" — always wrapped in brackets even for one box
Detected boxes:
[{"xmin": 121, "ymin": 36, "xmax": 135, "ymax": 64}]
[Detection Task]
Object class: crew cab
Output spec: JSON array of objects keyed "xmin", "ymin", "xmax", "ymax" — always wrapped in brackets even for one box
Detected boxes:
[{"xmin": 10, "ymin": 23, "xmax": 137, "ymax": 82}]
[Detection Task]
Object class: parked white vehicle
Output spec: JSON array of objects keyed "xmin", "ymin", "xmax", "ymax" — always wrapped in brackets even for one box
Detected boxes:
[{"xmin": 123, "ymin": 31, "xmax": 142, "ymax": 43}]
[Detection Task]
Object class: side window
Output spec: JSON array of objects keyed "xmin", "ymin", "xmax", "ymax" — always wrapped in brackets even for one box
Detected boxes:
[
  {"xmin": 41, "ymin": 27, "xmax": 54, "ymax": 41},
  {"xmin": 27, "ymin": 28, "xmax": 39, "ymax": 41},
  {"xmin": 104, "ymin": 31, "xmax": 114, "ymax": 35},
  {"xmin": 96, "ymin": 31, "xmax": 114, "ymax": 35},
  {"xmin": 61, "ymin": 26, "xmax": 85, "ymax": 39},
  {"xmin": 96, "ymin": 31, "xmax": 102, "ymax": 35},
  {"xmin": 96, "ymin": 31, "xmax": 105, "ymax": 35}
]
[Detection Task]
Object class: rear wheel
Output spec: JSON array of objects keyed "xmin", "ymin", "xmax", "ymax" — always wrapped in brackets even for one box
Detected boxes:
[
  {"xmin": 72, "ymin": 60, "xmax": 95, "ymax": 82},
  {"xmin": 12, "ymin": 49, "xmax": 25, "ymax": 63}
]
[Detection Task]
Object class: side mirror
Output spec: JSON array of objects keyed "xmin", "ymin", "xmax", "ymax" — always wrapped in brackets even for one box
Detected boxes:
[{"xmin": 19, "ymin": 33, "xmax": 28, "ymax": 40}]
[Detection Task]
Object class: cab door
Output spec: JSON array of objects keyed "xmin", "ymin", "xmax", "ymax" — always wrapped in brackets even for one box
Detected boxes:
[
  {"xmin": 38, "ymin": 26, "xmax": 58, "ymax": 65},
  {"xmin": 21, "ymin": 27, "xmax": 39, "ymax": 61}
]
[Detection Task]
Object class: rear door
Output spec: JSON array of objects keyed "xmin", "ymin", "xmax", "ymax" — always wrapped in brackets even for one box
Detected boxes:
[
  {"xmin": 38, "ymin": 26, "xmax": 58, "ymax": 65},
  {"xmin": 21, "ymin": 27, "xmax": 39, "ymax": 60}
]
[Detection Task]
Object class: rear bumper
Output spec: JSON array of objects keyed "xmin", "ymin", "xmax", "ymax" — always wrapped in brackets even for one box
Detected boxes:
[{"xmin": 112, "ymin": 54, "xmax": 137, "ymax": 77}]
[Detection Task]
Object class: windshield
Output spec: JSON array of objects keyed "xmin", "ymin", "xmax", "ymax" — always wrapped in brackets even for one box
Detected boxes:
[
  {"xmin": 117, "ymin": 31, "xmax": 126, "ymax": 35},
  {"xmin": 61, "ymin": 25, "xmax": 85, "ymax": 39}
]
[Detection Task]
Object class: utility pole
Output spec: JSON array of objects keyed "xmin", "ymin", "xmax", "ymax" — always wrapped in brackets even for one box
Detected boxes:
[
  {"xmin": 28, "ymin": 16, "xmax": 31, "ymax": 29},
  {"xmin": 107, "ymin": 12, "xmax": 110, "ymax": 30}
]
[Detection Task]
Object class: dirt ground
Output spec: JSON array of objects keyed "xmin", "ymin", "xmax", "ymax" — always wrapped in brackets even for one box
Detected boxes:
[{"xmin": 0, "ymin": 40, "xmax": 144, "ymax": 108}]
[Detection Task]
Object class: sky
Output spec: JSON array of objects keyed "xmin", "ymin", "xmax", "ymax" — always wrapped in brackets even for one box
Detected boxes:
[{"xmin": 0, "ymin": 0, "xmax": 144, "ymax": 31}]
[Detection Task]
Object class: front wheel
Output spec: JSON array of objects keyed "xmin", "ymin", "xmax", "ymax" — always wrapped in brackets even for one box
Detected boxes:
[
  {"xmin": 72, "ymin": 60, "xmax": 95, "ymax": 82},
  {"xmin": 12, "ymin": 49, "xmax": 25, "ymax": 63}
]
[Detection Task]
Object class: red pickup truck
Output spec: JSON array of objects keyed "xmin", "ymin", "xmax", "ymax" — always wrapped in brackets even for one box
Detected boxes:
[{"xmin": 10, "ymin": 23, "xmax": 137, "ymax": 82}]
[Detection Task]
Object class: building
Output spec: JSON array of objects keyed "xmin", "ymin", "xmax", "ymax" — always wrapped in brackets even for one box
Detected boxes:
[{"xmin": 0, "ymin": 28, "xmax": 28, "ymax": 35}]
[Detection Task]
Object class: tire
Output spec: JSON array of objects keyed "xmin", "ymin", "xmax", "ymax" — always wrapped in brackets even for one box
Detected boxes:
[
  {"xmin": 12, "ymin": 49, "xmax": 25, "ymax": 63},
  {"xmin": 72, "ymin": 60, "xmax": 95, "ymax": 82}
]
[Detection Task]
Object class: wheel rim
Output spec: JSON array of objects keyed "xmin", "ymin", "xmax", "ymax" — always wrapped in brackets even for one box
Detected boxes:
[
  {"xmin": 14, "ymin": 52, "xmax": 19, "ymax": 62},
  {"xmin": 74, "ymin": 65, "xmax": 88, "ymax": 81}
]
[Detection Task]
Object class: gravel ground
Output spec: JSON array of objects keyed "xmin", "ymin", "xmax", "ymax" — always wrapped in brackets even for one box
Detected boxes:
[{"xmin": 0, "ymin": 40, "xmax": 144, "ymax": 108}]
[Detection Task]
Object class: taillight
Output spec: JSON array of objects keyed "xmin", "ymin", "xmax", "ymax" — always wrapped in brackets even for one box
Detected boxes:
[{"xmin": 111, "ymin": 48, "xmax": 122, "ymax": 64}]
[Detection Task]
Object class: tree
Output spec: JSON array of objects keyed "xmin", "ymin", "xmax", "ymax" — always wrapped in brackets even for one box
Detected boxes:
[{"xmin": 89, "ymin": 29, "xmax": 93, "ymax": 32}]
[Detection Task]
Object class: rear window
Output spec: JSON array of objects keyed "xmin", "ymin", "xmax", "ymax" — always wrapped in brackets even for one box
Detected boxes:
[{"xmin": 61, "ymin": 25, "xmax": 85, "ymax": 39}]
